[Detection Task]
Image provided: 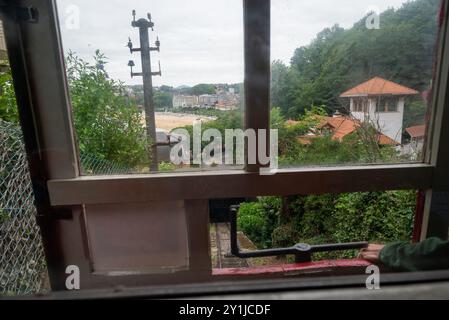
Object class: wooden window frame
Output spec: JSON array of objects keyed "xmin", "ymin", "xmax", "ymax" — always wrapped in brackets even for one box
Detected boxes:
[{"xmin": 2, "ymin": 0, "xmax": 449, "ymax": 290}]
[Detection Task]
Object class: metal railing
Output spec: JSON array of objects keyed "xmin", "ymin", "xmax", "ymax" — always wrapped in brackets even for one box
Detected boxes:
[{"xmin": 229, "ymin": 205, "xmax": 368, "ymax": 263}]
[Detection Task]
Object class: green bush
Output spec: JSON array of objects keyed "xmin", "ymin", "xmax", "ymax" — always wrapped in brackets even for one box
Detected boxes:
[
  {"xmin": 332, "ymin": 191, "xmax": 416, "ymax": 243},
  {"xmin": 237, "ymin": 197, "xmax": 281, "ymax": 248},
  {"xmin": 272, "ymin": 224, "xmax": 298, "ymax": 248},
  {"xmin": 0, "ymin": 69, "xmax": 18, "ymax": 123},
  {"xmin": 239, "ymin": 190, "xmax": 417, "ymax": 260},
  {"xmin": 237, "ymin": 202, "xmax": 268, "ymax": 248},
  {"xmin": 158, "ymin": 161, "xmax": 176, "ymax": 172},
  {"xmin": 295, "ymin": 194, "xmax": 335, "ymax": 239},
  {"xmin": 67, "ymin": 51, "xmax": 148, "ymax": 169}
]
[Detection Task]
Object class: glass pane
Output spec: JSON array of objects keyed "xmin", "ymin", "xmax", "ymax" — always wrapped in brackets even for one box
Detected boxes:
[
  {"xmin": 271, "ymin": 0, "xmax": 441, "ymax": 168},
  {"xmin": 56, "ymin": 0, "xmax": 244, "ymax": 175}
]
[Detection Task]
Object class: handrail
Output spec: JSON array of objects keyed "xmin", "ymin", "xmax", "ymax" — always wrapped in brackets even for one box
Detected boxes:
[{"xmin": 229, "ymin": 205, "xmax": 368, "ymax": 263}]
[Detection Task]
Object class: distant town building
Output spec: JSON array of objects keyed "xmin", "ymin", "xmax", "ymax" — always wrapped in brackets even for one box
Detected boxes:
[
  {"xmin": 172, "ymin": 95, "xmax": 199, "ymax": 108},
  {"xmin": 198, "ymin": 94, "xmax": 218, "ymax": 107},
  {"xmin": 173, "ymin": 89, "xmax": 240, "ymax": 110},
  {"xmin": 340, "ymin": 77, "xmax": 419, "ymax": 144},
  {"xmin": 216, "ymin": 92, "xmax": 240, "ymax": 110}
]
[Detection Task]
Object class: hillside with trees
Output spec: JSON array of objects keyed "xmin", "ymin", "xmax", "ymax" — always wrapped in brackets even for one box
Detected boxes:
[{"xmin": 271, "ymin": 0, "xmax": 440, "ymax": 127}]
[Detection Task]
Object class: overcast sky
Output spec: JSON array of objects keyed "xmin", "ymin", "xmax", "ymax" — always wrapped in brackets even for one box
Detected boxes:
[{"xmin": 56, "ymin": 0, "xmax": 410, "ymax": 87}]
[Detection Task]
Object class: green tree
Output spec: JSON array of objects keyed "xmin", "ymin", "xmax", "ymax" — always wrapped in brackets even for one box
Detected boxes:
[
  {"xmin": 272, "ymin": 0, "xmax": 440, "ymax": 120},
  {"xmin": 404, "ymin": 99, "xmax": 428, "ymax": 131},
  {"xmin": 270, "ymin": 60, "xmax": 289, "ymax": 112},
  {"xmin": 67, "ymin": 50, "xmax": 148, "ymax": 169},
  {"xmin": 0, "ymin": 68, "xmax": 18, "ymax": 123},
  {"xmin": 154, "ymin": 90, "xmax": 173, "ymax": 109},
  {"xmin": 159, "ymin": 85, "xmax": 173, "ymax": 93},
  {"xmin": 191, "ymin": 83, "xmax": 215, "ymax": 96}
]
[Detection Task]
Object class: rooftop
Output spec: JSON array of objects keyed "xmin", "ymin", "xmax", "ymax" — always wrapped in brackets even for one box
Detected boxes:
[
  {"xmin": 292, "ymin": 116, "xmax": 399, "ymax": 146},
  {"xmin": 340, "ymin": 77, "xmax": 419, "ymax": 98},
  {"xmin": 406, "ymin": 124, "xmax": 426, "ymax": 139}
]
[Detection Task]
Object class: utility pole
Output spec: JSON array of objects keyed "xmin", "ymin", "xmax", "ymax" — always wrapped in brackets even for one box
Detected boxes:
[{"xmin": 127, "ymin": 10, "xmax": 161, "ymax": 172}]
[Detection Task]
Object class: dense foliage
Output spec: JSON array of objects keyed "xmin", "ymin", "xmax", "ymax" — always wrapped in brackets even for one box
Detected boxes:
[
  {"xmin": 129, "ymin": 84, "xmax": 174, "ymax": 110},
  {"xmin": 0, "ymin": 68, "xmax": 18, "ymax": 123},
  {"xmin": 271, "ymin": 0, "xmax": 440, "ymax": 126},
  {"xmin": 190, "ymin": 83, "xmax": 216, "ymax": 96},
  {"xmin": 238, "ymin": 191, "xmax": 416, "ymax": 259},
  {"xmin": 238, "ymin": 197, "xmax": 282, "ymax": 249},
  {"xmin": 153, "ymin": 90, "xmax": 173, "ymax": 109},
  {"xmin": 66, "ymin": 51, "xmax": 149, "ymax": 169},
  {"xmin": 271, "ymin": 106, "xmax": 400, "ymax": 166}
]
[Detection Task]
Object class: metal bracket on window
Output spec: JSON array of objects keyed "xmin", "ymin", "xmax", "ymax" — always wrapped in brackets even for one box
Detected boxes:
[
  {"xmin": 229, "ymin": 205, "xmax": 368, "ymax": 263},
  {"xmin": 17, "ymin": 6, "xmax": 38, "ymax": 23},
  {"xmin": 2, "ymin": 5, "xmax": 40, "ymax": 23}
]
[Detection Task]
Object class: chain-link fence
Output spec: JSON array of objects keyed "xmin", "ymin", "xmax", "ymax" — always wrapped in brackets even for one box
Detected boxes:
[
  {"xmin": 80, "ymin": 153, "xmax": 131, "ymax": 175},
  {"xmin": 0, "ymin": 120, "xmax": 48, "ymax": 295},
  {"xmin": 0, "ymin": 120, "xmax": 134, "ymax": 295}
]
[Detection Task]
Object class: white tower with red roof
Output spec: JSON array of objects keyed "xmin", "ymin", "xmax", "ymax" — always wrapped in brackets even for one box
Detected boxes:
[{"xmin": 340, "ymin": 77, "xmax": 419, "ymax": 144}]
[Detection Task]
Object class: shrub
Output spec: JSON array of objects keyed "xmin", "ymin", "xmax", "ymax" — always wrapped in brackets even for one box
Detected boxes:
[
  {"xmin": 272, "ymin": 224, "xmax": 299, "ymax": 248},
  {"xmin": 239, "ymin": 191, "xmax": 417, "ymax": 260},
  {"xmin": 332, "ymin": 191, "xmax": 416, "ymax": 243},
  {"xmin": 237, "ymin": 197, "xmax": 281, "ymax": 248},
  {"xmin": 295, "ymin": 194, "xmax": 335, "ymax": 239},
  {"xmin": 67, "ymin": 50, "xmax": 148, "ymax": 169},
  {"xmin": 237, "ymin": 202, "xmax": 268, "ymax": 248},
  {"xmin": 158, "ymin": 161, "xmax": 176, "ymax": 172}
]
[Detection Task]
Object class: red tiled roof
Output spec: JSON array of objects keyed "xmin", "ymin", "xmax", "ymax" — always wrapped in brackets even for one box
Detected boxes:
[
  {"xmin": 320, "ymin": 116, "xmax": 358, "ymax": 141},
  {"xmin": 406, "ymin": 124, "xmax": 426, "ymax": 138},
  {"xmin": 287, "ymin": 116, "xmax": 399, "ymax": 145},
  {"xmin": 320, "ymin": 116, "xmax": 399, "ymax": 145},
  {"xmin": 377, "ymin": 134, "xmax": 399, "ymax": 145},
  {"xmin": 340, "ymin": 77, "xmax": 419, "ymax": 97}
]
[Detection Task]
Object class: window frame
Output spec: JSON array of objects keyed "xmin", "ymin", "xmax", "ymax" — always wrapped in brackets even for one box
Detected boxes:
[
  {"xmin": 2, "ymin": 0, "xmax": 449, "ymax": 290},
  {"xmin": 352, "ymin": 97, "xmax": 368, "ymax": 112},
  {"xmin": 376, "ymin": 97, "xmax": 399, "ymax": 113}
]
